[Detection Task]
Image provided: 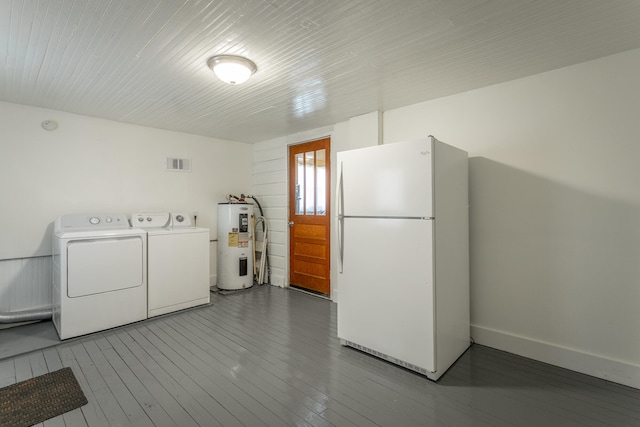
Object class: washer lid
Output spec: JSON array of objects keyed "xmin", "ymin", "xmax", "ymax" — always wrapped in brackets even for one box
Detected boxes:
[{"xmin": 146, "ymin": 226, "xmax": 209, "ymax": 236}]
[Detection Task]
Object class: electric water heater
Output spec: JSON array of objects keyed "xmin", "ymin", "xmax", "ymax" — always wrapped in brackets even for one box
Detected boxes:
[{"xmin": 217, "ymin": 203, "xmax": 253, "ymax": 290}]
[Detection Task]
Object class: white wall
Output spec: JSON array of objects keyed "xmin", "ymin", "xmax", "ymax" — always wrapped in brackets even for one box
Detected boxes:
[
  {"xmin": 0, "ymin": 101, "xmax": 252, "ymax": 312},
  {"xmin": 383, "ymin": 48, "xmax": 640, "ymax": 388},
  {"xmin": 251, "ymin": 136, "xmax": 288, "ymax": 287},
  {"xmin": 252, "ymin": 48, "xmax": 640, "ymax": 388},
  {"xmin": 251, "ymin": 125, "xmax": 343, "ymax": 293},
  {"xmin": 250, "ymin": 114, "xmax": 382, "ymax": 295}
]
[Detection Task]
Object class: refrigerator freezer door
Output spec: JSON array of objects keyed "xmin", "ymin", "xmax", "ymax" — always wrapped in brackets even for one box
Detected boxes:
[
  {"xmin": 337, "ymin": 139, "xmax": 433, "ymax": 218},
  {"xmin": 337, "ymin": 217, "xmax": 435, "ymax": 372}
]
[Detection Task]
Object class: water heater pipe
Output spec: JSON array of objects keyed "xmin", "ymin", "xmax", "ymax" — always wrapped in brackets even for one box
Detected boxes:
[{"xmin": 0, "ymin": 306, "xmax": 53, "ymax": 324}]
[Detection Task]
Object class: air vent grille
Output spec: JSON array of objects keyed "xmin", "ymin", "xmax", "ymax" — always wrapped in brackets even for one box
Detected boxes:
[
  {"xmin": 342, "ymin": 339, "xmax": 430, "ymax": 376},
  {"xmin": 166, "ymin": 157, "xmax": 191, "ymax": 172}
]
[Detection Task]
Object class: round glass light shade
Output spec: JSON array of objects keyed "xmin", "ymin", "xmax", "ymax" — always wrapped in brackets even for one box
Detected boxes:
[{"xmin": 207, "ymin": 55, "xmax": 257, "ymax": 85}]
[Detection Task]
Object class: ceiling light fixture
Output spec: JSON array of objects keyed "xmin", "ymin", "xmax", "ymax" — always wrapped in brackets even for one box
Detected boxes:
[{"xmin": 207, "ymin": 55, "xmax": 257, "ymax": 85}]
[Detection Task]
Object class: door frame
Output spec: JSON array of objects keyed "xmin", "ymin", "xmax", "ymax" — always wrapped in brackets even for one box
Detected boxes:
[{"xmin": 287, "ymin": 136, "xmax": 332, "ymax": 299}]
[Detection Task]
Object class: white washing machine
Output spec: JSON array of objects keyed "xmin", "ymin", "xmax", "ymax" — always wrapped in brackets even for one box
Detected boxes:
[
  {"xmin": 52, "ymin": 214, "xmax": 147, "ymax": 340},
  {"xmin": 131, "ymin": 212, "xmax": 210, "ymax": 318}
]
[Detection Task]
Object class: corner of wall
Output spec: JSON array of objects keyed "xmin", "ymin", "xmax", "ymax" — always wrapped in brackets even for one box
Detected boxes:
[{"xmin": 348, "ymin": 111, "xmax": 382, "ymax": 149}]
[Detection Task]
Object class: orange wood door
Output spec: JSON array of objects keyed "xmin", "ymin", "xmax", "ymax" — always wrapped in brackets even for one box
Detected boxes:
[{"xmin": 288, "ymin": 138, "xmax": 331, "ymax": 295}]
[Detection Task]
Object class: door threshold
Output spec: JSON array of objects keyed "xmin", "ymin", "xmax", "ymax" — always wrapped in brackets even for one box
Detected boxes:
[{"xmin": 289, "ymin": 285, "xmax": 331, "ymax": 300}]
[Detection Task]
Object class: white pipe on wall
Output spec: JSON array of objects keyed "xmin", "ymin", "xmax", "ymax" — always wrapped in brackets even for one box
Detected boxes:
[{"xmin": 0, "ymin": 306, "xmax": 52, "ymax": 323}]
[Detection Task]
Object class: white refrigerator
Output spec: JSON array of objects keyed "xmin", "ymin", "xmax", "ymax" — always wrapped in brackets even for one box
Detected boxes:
[{"xmin": 336, "ymin": 136, "xmax": 469, "ymax": 380}]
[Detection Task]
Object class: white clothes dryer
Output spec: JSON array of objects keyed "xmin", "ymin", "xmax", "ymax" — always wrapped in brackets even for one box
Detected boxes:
[
  {"xmin": 131, "ymin": 212, "xmax": 210, "ymax": 318},
  {"xmin": 52, "ymin": 214, "xmax": 147, "ymax": 340}
]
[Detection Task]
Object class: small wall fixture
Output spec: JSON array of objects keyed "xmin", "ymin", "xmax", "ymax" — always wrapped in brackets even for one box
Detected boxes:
[
  {"xmin": 41, "ymin": 120, "xmax": 58, "ymax": 131},
  {"xmin": 207, "ymin": 55, "xmax": 257, "ymax": 85}
]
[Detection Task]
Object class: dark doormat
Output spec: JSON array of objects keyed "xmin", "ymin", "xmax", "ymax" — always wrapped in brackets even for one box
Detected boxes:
[{"xmin": 0, "ymin": 367, "xmax": 88, "ymax": 427}]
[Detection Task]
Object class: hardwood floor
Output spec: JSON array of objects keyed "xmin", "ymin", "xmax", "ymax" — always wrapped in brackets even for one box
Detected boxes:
[{"xmin": 1, "ymin": 285, "xmax": 639, "ymax": 426}]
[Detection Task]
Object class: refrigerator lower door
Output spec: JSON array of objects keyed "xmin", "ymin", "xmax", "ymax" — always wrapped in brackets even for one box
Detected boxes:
[{"xmin": 337, "ymin": 217, "xmax": 435, "ymax": 373}]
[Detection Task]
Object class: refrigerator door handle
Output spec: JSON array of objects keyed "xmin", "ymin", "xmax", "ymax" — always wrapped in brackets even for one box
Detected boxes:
[
  {"xmin": 338, "ymin": 216, "xmax": 344, "ymax": 274},
  {"xmin": 337, "ymin": 162, "xmax": 344, "ymax": 273}
]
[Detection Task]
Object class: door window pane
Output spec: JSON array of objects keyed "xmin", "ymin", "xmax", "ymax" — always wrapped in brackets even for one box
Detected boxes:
[
  {"xmin": 316, "ymin": 149, "xmax": 326, "ymax": 215},
  {"xmin": 295, "ymin": 153, "xmax": 304, "ymax": 215},
  {"xmin": 305, "ymin": 151, "xmax": 315, "ymax": 215},
  {"xmin": 294, "ymin": 146, "xmax": 327, "ymax": 216}
]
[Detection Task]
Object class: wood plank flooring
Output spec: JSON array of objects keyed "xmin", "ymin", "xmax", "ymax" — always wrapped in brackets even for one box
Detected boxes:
[{"xmin": 1, "ymin": 285, "xmax": 639, "ymax": 426}]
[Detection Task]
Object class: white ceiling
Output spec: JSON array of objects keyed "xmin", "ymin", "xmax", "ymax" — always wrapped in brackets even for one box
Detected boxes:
[{"xmin": 2, "ymin": 0, "xmax": 640, "ymax": 143}]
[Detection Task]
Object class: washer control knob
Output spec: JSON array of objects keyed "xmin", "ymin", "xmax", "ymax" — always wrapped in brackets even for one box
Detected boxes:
[
  {"xmin": 105, "ymin": 217, "xmax": 112, "ymax": 223},
  {"xmin": 138, "ymin": 217, "xmax": 144, "ymax": 222},
  {"xmin": 175, "ymin": 215, "xmax": 184, "ymax": 223},
  {"xmin": 147, "ymin": 217, "xmax": 152, "ymax": 222},
  {"xmin": 89, "ymin": 217, "xmax": 100, "ymax": 225}
]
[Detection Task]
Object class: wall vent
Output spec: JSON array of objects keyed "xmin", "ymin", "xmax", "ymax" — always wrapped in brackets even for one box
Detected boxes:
[
  {"xmin": 166, "ymin": 157, "xmax": 191, "ymax": 172},
  {"xmin": 342, "ymin": 339, "xmax": 431, "ymax": 376}
]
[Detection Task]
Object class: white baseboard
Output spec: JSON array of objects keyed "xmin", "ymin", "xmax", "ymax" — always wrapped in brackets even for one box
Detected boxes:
[
  {"xmin": 211, "ymin": 273, "xmax": 284, "ymax": 288},
  {"xmin": 471, "ymin": 324, "xmax": 640, "ymax": 390},
  {"xmin": 270, "ymin": 275, "xmax": 286, "ymax": 288}
]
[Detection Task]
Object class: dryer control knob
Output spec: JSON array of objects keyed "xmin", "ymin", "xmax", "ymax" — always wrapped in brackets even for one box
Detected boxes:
[
  {"xmin": 138, "ymin": 217, "xmax": 144, "ymax": 222},
  {"xmin": 89, "ymin": 217, "xmax": 100, "ymax": 225},
  {"xmin": 105, "ymin": 217, "xmax": 112, "ymax": 223},
  {"xmin": 175, "ymin": 215, "xmax": 184, "ymax": 223}
]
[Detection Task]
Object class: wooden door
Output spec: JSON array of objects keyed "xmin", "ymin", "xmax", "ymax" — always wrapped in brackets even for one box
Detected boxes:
[{"xmin": 288, "ymin": 138, "xmax": 331, "ymax": 295}]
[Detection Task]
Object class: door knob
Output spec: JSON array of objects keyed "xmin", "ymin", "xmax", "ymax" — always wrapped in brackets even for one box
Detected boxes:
[{"xmin": 288, "ymin": 221, "xmax": 294, "ymax": 227}]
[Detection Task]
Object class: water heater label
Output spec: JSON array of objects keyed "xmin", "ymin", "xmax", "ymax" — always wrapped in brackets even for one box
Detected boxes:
[{"xmin": 228, "ymin": 232, "xmax": 250, "ymax": 247}]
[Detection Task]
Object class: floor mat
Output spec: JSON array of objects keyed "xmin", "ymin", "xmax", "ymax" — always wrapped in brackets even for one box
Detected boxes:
[{"xmin": 0, "ymin": 367, "xmax": 87, "ymax": 427}]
